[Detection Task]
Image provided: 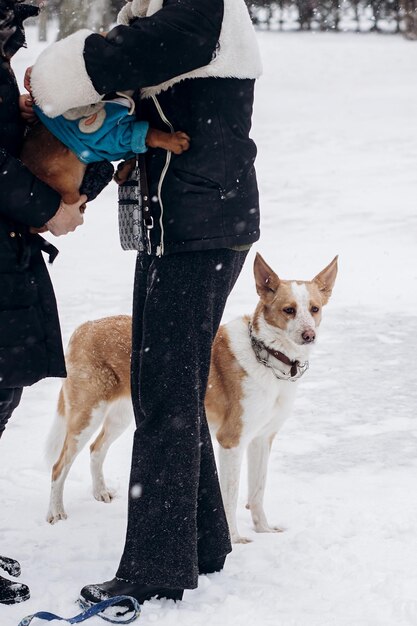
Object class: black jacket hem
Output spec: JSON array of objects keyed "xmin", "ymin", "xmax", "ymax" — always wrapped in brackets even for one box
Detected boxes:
[{"xmin": 162, "ymin": 230, "xmax": 260, "ymax": 255}]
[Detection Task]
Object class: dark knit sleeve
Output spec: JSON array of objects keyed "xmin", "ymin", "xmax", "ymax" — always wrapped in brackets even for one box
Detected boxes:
[
  {"xmin": 84, "ymin": 0, "xmax": 223, "ymax": 94},
  {"xmin": 0, "ymin": 149, "xmax": 60, "ymax": 228}
]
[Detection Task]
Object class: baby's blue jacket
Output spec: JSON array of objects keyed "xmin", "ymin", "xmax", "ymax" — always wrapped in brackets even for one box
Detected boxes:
[{"xmin": 34, "ymin": 99, "xmax": 149, "ymax": 164}]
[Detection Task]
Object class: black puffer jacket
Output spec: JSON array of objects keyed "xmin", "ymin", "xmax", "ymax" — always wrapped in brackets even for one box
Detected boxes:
[
  {"xmin": 82, "ymin": 0, "xmax": 260, "ymax": 255},
  {"xmin": 0, "ymin": 57, "xmax": 65, "ymax": 388}
]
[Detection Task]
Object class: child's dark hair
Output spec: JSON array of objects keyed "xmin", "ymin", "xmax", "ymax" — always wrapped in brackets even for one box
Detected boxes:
[{"xmin": 0, "ymin": 0, "xmax": 39, "ymax": 59}]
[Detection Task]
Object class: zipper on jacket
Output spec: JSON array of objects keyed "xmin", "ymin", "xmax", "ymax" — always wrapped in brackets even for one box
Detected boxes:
[{"xmin": 151, "ymin": 95, "xmax": 174, "ymax": 257}]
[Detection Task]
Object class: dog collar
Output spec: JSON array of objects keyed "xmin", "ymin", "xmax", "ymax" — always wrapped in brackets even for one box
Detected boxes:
[{"xmin": 248, "ymin": 322, "xmax": 309, "ymax": 382}]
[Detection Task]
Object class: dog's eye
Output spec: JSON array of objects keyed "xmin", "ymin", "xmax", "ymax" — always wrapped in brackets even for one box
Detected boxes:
[
  {"xmin": 311, "ymin": 306, "xmax": 320, "ymax": 313},
  {"xmin": 283, "ymin": 307, "xmax": 295, "ymax": 315}
]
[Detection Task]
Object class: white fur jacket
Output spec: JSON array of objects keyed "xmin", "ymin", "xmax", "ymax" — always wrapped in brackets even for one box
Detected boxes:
[{"xmin": 31, "ymin": 0, "xmax": 262, "ymax": 118}]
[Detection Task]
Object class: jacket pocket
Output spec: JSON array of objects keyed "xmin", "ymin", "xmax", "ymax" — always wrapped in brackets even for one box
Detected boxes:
[
  {"xmin": 163, "ymin": 169, "xmax": 225, "ymax": 242},
  {"xmin": 0, "ymin": 306, "xmax": 45, "ymax": 348},
  {"xmin": 172, "ymin": 168, "xmax": 223, "ymax": 193}
]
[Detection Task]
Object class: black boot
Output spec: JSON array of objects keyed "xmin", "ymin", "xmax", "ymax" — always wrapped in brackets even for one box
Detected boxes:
[
  {"xmin": 0, "ymin": 556, "xmax": 30, "ymax": 605},
  {"xmin": 0, "ymin": 555, "xmax": 22, "ymax": 577},
  {"xmin": 79, "ymin": 577, "xmax": 184, "ymax": 608},
  {"xmin": 0, "ymin": 575, "xmax": 30, "ymax": 605}
]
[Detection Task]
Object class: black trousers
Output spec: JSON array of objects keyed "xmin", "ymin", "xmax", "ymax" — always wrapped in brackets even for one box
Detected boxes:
[
  {"xmin": 0, "ymin": 388, "xmax": 23, "ymax": 439},
  {"xmin": 116, "ymin": 248, "xmax": 248, "ymax": 589}
]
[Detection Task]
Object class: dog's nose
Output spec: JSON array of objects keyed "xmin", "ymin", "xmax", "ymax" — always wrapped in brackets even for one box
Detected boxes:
[{"xmin": 302, "ymin": 330, "xmax": 315, "ymax": 343}]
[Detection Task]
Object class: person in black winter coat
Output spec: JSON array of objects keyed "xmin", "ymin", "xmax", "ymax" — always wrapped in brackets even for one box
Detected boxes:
[
  {"xmin": 30, "ymin": 0, "xmax": 262, "ymax": 607},
  {"xmin": 0, "ymin": 0, "xmax": 87, "ymax": 606}
]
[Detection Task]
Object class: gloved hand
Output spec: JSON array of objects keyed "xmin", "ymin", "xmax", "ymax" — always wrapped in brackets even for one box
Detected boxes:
[{"xmin": 46, "ymin": 195, "xmax": 87, "ymax": 236}]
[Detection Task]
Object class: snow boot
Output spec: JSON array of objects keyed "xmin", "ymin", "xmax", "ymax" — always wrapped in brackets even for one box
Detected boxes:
[
  {"xmin": 0, "ymin": 574, "xmax": 30, "ymax": 605},
  {"xmin": 0, "ymin": 556, "xmax": 30, "ymax": 605},
  {"xmin": 0, "ymin": 555, "xmax": 22, "ymax": 577},
  {"xmin": 80, "ymin": 577, "xmax": 183, "ymax": 607}
]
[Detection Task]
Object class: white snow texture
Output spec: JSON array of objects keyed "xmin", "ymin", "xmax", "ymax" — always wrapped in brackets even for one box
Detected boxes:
[{"xmin": 1, "ymin": 27, "xmax": 417, "ymax": 626}]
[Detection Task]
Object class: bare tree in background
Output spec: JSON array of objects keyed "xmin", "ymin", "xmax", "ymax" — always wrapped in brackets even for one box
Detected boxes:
[
  {"xmin": 57, "ymin": 0, "xmax": 95, "ymax": 39},
  {"xmin": 89, "ymin": 0, "xmax": 113, "ymax": 32},
  {"xmin": 401, "ymin": 0, "xmax": 417, "ymax": 37},
  {"xmin": 37, "ymin": 2, "xmax": 48, "ymax": 41}
]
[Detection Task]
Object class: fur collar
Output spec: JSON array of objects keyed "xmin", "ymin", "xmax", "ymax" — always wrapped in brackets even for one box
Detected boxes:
[{"xmin": 117, "ymin": 0, "xmax": 262, "ymax": 98}]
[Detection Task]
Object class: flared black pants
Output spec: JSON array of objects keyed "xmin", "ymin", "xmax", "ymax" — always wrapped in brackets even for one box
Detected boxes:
[
  {"xmin": 0, "ymin": 388, "xmax": 23, "ymax": 439},
  {"xmin": 116, "ymin": 249, "xmax": 247, "ymax": 589}
]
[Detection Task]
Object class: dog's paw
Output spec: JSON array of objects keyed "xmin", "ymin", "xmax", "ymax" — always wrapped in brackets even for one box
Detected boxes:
[
  {"xmin": 46, "ymin": 509, "xmax": 68, "ymax": 524},
  {"xmin": 93, "ymin": 488, "xmax": 116, "ymax": 503},
  {"xmin": 254, "ymin": 525, "xmax": 284, "ymax": 534},
  {"xmin": 231, "ymin": 534, "xmax": 253, "ymax": 544}
]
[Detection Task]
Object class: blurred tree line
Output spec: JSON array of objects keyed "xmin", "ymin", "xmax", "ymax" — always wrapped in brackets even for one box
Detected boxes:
[
  {"xmin": 32, "ymin": 0, "xmax": 125, "ymax": 40},
  {"xmin": 30, "ymin": 0, "xmax": 417, "ymax": 39},
  {"xmin": 245, "ymin": 0, "xmax": 417, "ymax": 36}
]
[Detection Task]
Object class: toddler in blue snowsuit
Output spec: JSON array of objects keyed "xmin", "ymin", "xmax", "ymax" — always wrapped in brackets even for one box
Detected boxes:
[
  {"xmin": 34, "ymin": 93, "xmax": 190, "ymax": 167},
  {"xmin": 23, "ymin": 94, "xmax": 190, "ymax": 202}
]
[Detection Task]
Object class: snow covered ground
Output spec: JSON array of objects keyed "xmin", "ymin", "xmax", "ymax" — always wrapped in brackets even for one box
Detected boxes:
[{"xmin": 2, "ymin": 28, "xmax": 417, "ymax": 626}]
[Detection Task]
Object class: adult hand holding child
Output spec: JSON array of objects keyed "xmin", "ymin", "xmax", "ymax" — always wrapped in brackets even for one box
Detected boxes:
[{"xmin": 46, "ymin": 194, "xmax": 87, "ymax": 236}]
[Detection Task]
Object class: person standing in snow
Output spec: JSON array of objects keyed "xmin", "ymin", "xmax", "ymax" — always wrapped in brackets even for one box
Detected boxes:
[
  {"xmin": 29, "ymin": 0, "xmax": 262, "ymax": 606},
  {"xmin": 0, "ymin": 0, "xmax": 86, "ymax": 605}
]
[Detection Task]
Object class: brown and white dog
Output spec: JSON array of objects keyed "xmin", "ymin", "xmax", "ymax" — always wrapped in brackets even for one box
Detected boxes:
[{"xmin": 46, "ymin": 254, "xmax": 338, "ymax": 543}]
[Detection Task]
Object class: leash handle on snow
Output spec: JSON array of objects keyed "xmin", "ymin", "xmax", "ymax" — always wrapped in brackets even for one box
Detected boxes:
[{"xmin": 17, "ymin": 595, "xmax": 141, "ymax": 625}]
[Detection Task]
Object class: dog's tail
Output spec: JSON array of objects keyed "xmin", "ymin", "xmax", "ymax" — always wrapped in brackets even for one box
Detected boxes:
[{"xmin": 45, "ymin": 387, "xmax": 67, "ymax": 467}]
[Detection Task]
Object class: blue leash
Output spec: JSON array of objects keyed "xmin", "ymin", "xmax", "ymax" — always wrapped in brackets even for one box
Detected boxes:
[{"xmin": 17, "ymin": 595, "xmax": 141, "ymax": 625}]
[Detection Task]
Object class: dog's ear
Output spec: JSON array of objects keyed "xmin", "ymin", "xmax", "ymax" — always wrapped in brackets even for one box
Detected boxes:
[
  {"xmin": 254, "ymin": 253, "xmax": 280, "ymax": 300},
  {"xmin": 312, "ymin": 256, "xmax": 338, "ymax": 305}
]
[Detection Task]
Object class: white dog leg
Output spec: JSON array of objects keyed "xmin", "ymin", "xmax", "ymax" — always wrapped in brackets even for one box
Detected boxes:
[
  {"xmin": 218, "ymin": 444, "xmax": 250, "ymax": 543},
  {"xmin": 247, "ymin": 435, "xmax": 282, "ymax": 533},
  {"xmin": 47, "ymin": 415, "xmax": 100, "ymax": 524},
  {"xmin": 90, "ymin": 398, "xmax": 133, "ymax": 503},
  {"xmin": 47, "ymin": 464, "xmax": 70, "ymax": 525}
]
